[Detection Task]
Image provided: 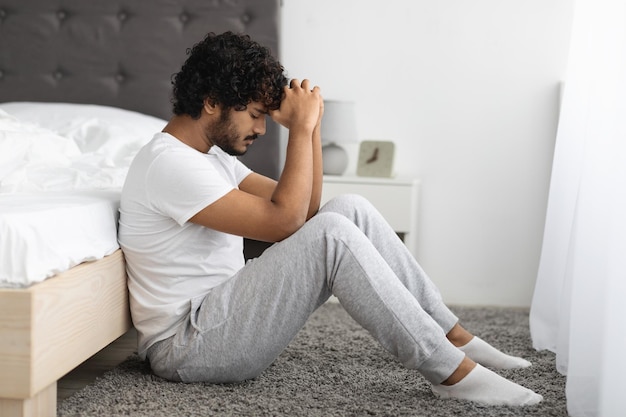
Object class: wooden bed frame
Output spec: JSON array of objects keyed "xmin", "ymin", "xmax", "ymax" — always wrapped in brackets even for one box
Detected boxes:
[
  {"xmin": 0, "ymin": 1, "xmax": 281, "ymax": 416},
  {"xmin": 0, "ymin": 251, "xmax": 130, "ymax": 416}
]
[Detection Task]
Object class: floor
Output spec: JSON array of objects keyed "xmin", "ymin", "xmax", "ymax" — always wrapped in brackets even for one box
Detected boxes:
[
  {"xmin": 56, "ymin": 297, "xmax": 340, "ymax": 402},
  {"xmin": 57, "ymin": 328, "xmax": 138, "ymax": 401}
]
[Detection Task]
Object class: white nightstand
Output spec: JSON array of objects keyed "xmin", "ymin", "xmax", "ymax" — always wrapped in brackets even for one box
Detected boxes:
[{"xmin": 320, "ymin": 175, "xmax": 420, "ymax": 257}]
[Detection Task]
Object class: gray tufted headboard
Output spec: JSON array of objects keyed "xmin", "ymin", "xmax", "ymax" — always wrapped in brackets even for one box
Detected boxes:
[{"xmin": 0, "ymin": 0, "xmax": 282, "ymax": 179}]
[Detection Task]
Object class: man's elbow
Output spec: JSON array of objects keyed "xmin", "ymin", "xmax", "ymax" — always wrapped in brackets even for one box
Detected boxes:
[{"xmin": 272, "ymin": 213, "xmax": 307, "ymax": 241}]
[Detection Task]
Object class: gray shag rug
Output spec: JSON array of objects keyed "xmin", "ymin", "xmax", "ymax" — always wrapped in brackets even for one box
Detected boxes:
[{"xmin": 59, "ymin": 303, "xmax": 566, "ymax": 417}]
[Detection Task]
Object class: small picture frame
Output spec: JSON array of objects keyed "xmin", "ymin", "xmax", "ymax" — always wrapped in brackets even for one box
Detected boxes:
[{"xmin": 356, "ymin": 140, "xmax": 395, "ymax": 178}]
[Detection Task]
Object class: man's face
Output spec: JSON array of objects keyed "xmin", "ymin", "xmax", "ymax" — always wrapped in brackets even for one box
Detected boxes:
[{"xmin": 206, "ymin": 102, "xmax": 267, "ymax": 156}]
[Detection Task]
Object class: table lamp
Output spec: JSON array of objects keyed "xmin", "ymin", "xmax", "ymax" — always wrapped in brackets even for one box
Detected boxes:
[{"xmin": 321, "ymin": 100, "xmax": 357, "ymax": 175}]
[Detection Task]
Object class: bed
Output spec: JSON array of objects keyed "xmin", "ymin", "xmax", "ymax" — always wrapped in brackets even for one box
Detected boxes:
[{"xmin": 0, "ymin": 1, "xmax": 281, "ymax": 416}]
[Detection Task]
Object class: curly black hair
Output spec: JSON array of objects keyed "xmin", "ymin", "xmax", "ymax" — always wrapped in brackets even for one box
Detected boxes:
[{"xmin": 171, "ymin": 31, "xmax": 288, "ymax": 118}]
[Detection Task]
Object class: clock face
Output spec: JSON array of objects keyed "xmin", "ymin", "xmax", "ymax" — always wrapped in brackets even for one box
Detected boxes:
[{"xmin": 356, "ymin": 140, "xmax": 395, "ymax": 177}]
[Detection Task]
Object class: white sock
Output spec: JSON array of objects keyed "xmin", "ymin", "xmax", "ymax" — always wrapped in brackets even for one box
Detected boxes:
[
  {"xmin": 458, "ymin": 336, "xmax": 532, "ymax": 369},
  {"xmin": 431, "ymin": 364, "xmax": 543, "ymax": 406}
]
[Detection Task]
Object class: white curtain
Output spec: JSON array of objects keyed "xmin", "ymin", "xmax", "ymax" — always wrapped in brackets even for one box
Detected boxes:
[{"xmin": 529, "ymin": 0, "xmax": 626, "ymax": 416}]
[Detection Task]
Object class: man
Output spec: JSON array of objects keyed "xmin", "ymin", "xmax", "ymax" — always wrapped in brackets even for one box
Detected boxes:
[{"xmin": 118, "ymin": 31, "xmax": 542, "ymax": 406}]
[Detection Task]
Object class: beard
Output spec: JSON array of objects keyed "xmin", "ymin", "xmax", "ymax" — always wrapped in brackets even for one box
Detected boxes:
[{"xmin": 206, "ymin": 110, "xmax": 257, "ymax": 156}]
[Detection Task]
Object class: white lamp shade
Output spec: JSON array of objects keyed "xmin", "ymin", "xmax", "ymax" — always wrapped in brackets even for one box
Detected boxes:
[{"xmin": 321, "ymin": 100, "xmax": 357, "ymax": 144}]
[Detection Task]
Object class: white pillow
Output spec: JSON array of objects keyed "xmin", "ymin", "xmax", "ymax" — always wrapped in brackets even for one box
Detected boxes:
[
  {"xmin": 0, "ymin": 103, "xmax": 167, "ymax": 193},
  {"xmin": 0, "ymin": 102, "xmax": 167, "ymax": 166},
  {"xmin": 0, "ymin": 110, "xmax": 81, "ymax": 181}
]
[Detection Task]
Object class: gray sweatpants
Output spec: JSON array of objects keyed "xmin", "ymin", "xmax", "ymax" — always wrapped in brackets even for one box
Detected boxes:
[{"xmin": 147, "ymin": 194, "xmax": 465, "ymax": 385}]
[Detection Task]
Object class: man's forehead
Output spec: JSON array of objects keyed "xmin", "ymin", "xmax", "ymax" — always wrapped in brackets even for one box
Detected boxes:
[{"xmin": 249, "ymin": 102, "xmax": 268, "ymax": 114}]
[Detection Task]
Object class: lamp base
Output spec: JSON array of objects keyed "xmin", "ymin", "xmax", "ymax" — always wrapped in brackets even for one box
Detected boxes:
[{"xmin": 322, "ymin": 143, "xmax": 348, "ymax": 175}]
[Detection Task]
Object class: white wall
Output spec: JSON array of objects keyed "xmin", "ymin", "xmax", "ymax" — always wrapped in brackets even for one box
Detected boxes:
[{"xmin": 279, "ymin": 0, "xmax": 574, "ymax": 307}]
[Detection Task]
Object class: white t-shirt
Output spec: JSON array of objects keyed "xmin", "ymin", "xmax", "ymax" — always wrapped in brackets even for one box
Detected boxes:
[{"xmin": 118, "ymin": 132, "xmax": 252, "ymax": 358}]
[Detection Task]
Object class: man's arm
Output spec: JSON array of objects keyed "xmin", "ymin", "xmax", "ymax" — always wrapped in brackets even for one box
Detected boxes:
[
  {"xmin": 307, "ymin": 99, "xmax": 324, "ymax": 219},
  {"xmin": 238, "ymin": 173, "xmax": 277, "ymax": 200},
  {"xmin": 189, "ymin": 79, "xmax": 321, "ymax": 243},
  {"xmin": 241, "ymin": 98, "xmax": 324, "ymax": 219}
]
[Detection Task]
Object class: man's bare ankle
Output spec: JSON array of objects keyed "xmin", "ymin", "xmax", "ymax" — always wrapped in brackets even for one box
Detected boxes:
[
  {"xmin": 446, "ymin": 324, "xmax": 474, "ymax": 347},
  {"xmin": 441, "ymin": 356, "xmax": 476, "ymax": 386}
]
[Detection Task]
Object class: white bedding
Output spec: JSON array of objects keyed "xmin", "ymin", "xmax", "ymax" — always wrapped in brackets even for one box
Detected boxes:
[
  {"xmin": 0, "ymin": 191, "xmax": 121, "ymax": 287},
  {"xmin": 0, "ymin": 102, "xmax": 166, "ymax": 287}
]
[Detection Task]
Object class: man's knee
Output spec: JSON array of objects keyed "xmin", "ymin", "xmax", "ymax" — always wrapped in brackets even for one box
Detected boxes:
[
  {"xmin": 320, "ymin": 194, "xmax": 377, "ymax": 223},
  {"xmin": 308, "ymin": 211, "xmax": 355, "ymax": 232},
  {"xmin": 321, "ymin": 193, "xmax": 371, "ymax": 213},
  {"xmin": 326, "ymin": 193, "xmax": 369, "ymax": 206}
]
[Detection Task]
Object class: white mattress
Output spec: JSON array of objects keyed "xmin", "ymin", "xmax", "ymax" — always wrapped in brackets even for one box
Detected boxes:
[
  {"xmin": 0, "ymin": 190, "xmax": 121, "ymax": 288},
  {"xmin": 0, "ymin": 101, "xmax": 167, "ymax": 287}
]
